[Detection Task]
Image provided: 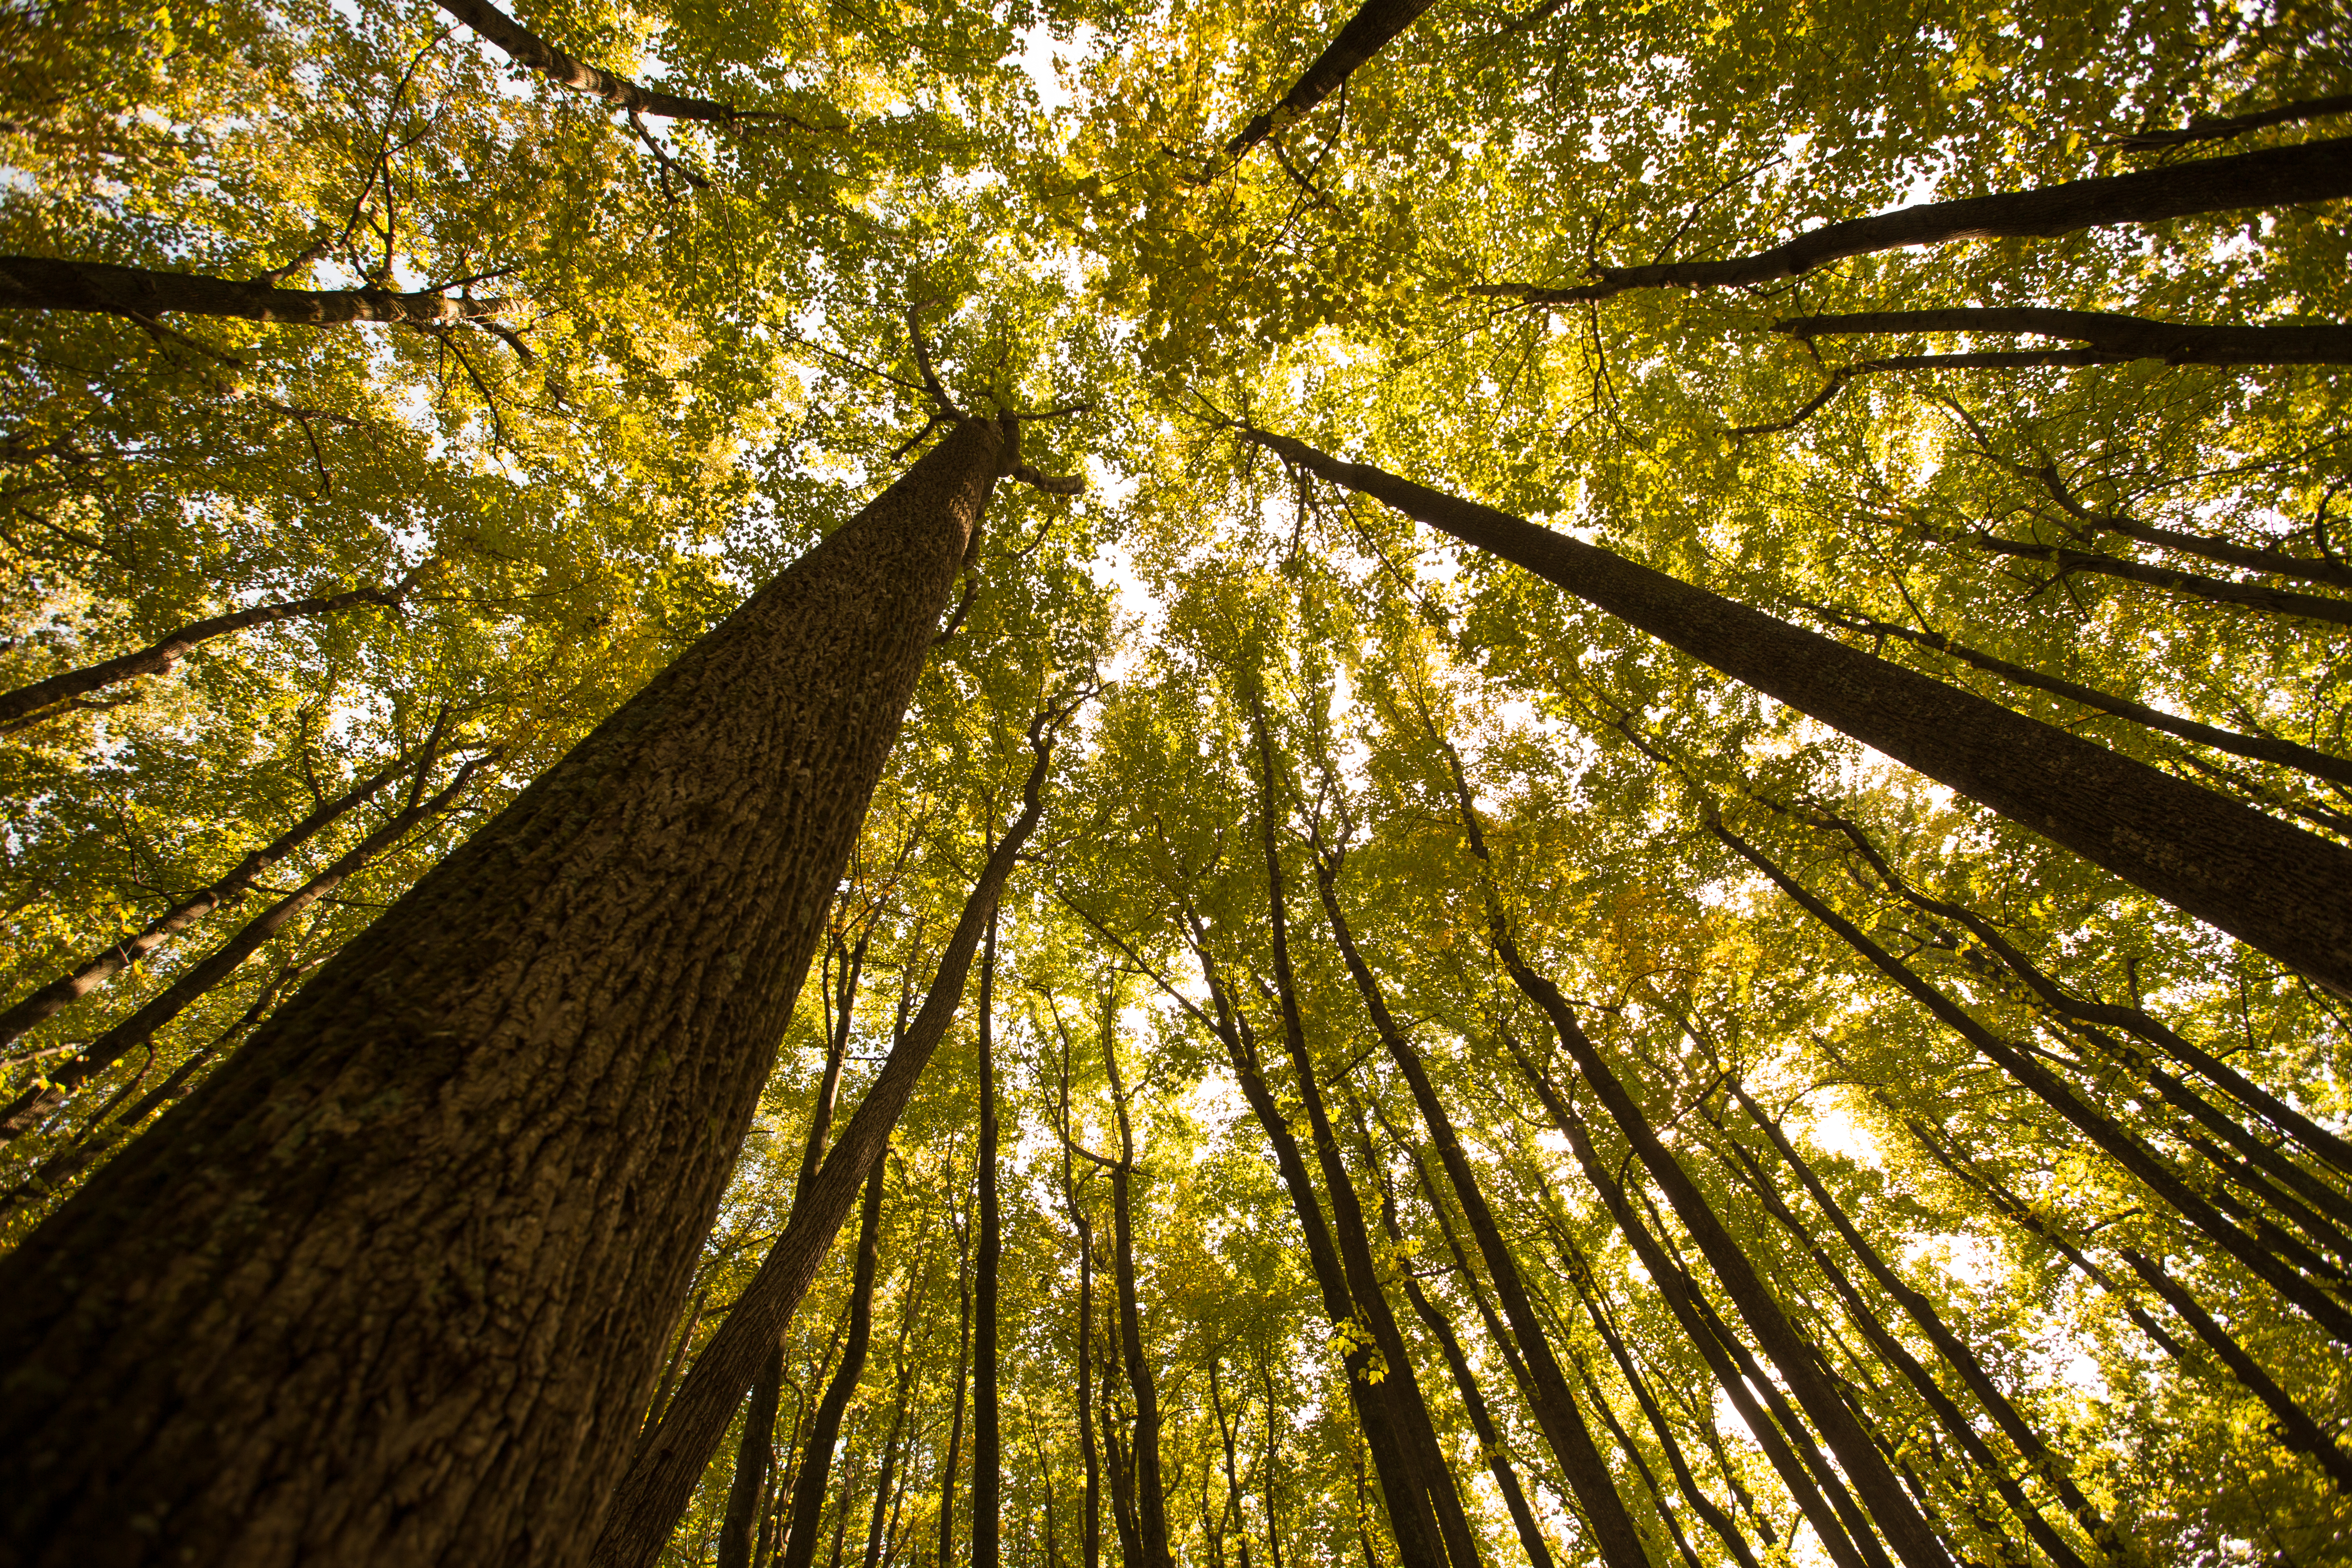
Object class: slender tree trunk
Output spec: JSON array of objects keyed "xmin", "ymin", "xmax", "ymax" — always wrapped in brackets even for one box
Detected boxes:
[
  {"xmin": 1708, "ymin": 1120, "xmax": 2093, "ymax": 1568},
  {"xmin": 0, "ymin": 753, "xmax": 492, "ymax": 1139},
  {"xmin": 1716, "ymin": 822, "xmax": 2352, "ymax": 1347},
  {"xmin": 0, "ymin": 751, "xmax": 412, "ymax": 1055},
  {"xmin": 0, "ymin": 255, "xmax": 511, "ymax": 327},
  {"xmin": 720, "ymin": 1353, "xmax": 787, "ymax": 1568},
  {"xmin": 1224, "ymin": 0, "xmax": 1440, "ymax": 157},
  {"xmin": 1468, "ymin": 137, "xmax": 2352, "ymax": 303},
  {"xmin": 1503, "ymin": 1036, "xmax": 1878, "ymax": 1568},
  {"xmin": 972, "ymin": 912, "xmax": 1003, "ymax": 1568},
  {"xmin": 1103, "ymin": 1015, "xmax": 1174, "ymax": 1568},
  {"xmin": 0, "ymin": 580, "xmax": 413, "ymax": 729},
  {"xmin": 1100, "ymin": 1299, "xmax": 1143, "ymax": 1568},
  {"xmin": 595, "ymin": 696, "xmax": 1067, "ymax": 1568},
  {"xmin": 936, "ymin": 1229, "xmax": 973, "ymax": 1568},
  {"xmin": 1728, "ymin": 1084, "xmax": 2117, "ymax": 1553},
  {"xmin": 432, "ymin": 0, "xmax": 746, "ymax": 121},
  {"xmin": 1397, "ymin": 1273, "xmax": 1556, "ymax": 1568},
  {"xmin": 1960, "ymin": 533, "xmax": 2352, "ymax": 627},
  {"xmin": 1805, "ymin": 607, "xmax": 2352, "ymax": 788},
  {"xmin": 1775, "ymin": 308, "xmax": 2352, "ymax": 364},
  {"xmin": 1249, "ymin": 724, "xmax": 1485, "ymax": 1568},
  {"xmin": 1246, "ymin": 424, "xmax": 2352, "ymax": 995},
  {"xmin": 1311, "ymin": 839, "xmax": 1651, "ymax": 1568},
  {"xmin": 1207, "ymin": 1362, "xmax": 1258, "ymax": 1568},
  {"xmin": 0, "ymin": 415, "xmax": 1008, "ymax": 1568},
  {"xmin": 1185, "ymin": 938, "xmax": 1445, "ymax": 1568},
  {"xmin": 863, "ymin": 1308, "xmax": 924, "ymax": 1568},
  {"xmin": 775, "ymin": 1167, "xmax": 889, "ymax": 1568},
  {"xmin": 804, "ymin": 926, "xmax": 873, "ymax": 1191}
]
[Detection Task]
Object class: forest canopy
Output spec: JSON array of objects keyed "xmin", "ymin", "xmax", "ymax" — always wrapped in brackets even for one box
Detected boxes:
[{"xmin": 2, "ymin": 3, "xmax": 2349, "ymax": 1568}]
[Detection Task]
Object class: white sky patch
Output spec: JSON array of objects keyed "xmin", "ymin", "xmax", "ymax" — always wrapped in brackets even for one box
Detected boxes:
[
  {"xmin": 1009, "ymin": 23, "xmax": 1096, "ymax": 115},
  {"xmin": 1904, "ymin": 1231, "xmax": 1999, "ymax": 1289},
  {"xmin": 1798, "ymin": 1096, "xmax": 1885, "ymax": 1170}
]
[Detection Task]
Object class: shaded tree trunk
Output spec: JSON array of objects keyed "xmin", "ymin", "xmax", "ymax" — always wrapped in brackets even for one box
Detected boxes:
[
  {"xmin": 1714, "ymin": 821, "xmax": 2352, "ymax": 1348},
  {"xmin": 1246, "ymin": 424, "xmax": 2352, "ymax": 995},
  {"xmin": 1224, "ymin": 0, "xmax": 1439, "ymax": 157},
  {"xmin": 0, "ymin": 255, "xmax": 511, "ymax": 327},
  {"xmin": 0, "ymin": 751, "xmax": 409, "ymax": 1055},
  {"xmin": 936, "ymin": 1224, "xmax": 974, "ymax": 1568},
  {"xmin": 433, "ymin": 0, "xmax": 747, "ymax": 121},
  {"xmin": 596, "ymin": 693, "xmax": 1069, "ymax": 1568},
  {"xmin": 1959, "ymin": 533, "xmax": 2352, "ymax": 628},
  {"xmin": 1774, "ymin": 308, "xmax": 2352, "ymax": 364},
  {"xmin": 774, "ymin": 1167, "xmax": 888, "ymax": 1568},
  {"xmin": 1102, "ymin": 1012, "xmax": 1174, "ymax": 1568},
  {"xmin": 1311, "ymin": 836, "xmax": 1651, "ymax": 1568},
  {"xmin": 0, "ymin": 577, "xmax": 416, "ymax": 730},
  {"xmin": 1398, "ymin": 1263, "xmax": 1557, "ymax": 1568},
  {"xmin": 1250, "ymin": 730, "xmax": 1483, "ymax": 1568},
  {"xmin": 1804, "ymin": 606, "xmax": 2352, "ymax": 788},
  {"xmin": 971, "ymin": 913, "xmax": 1003, "ymax": 1568},
  {"xmin": 720, "ymin": 1352, "xmax": 787, "ymax": 1568},
  {"xmin": 1468, "ymin": 137, "xmax": 2352, "ymax": 303},
  {"xmin": 0, "ymin": 415, "xmax": 1010, "ymax": 1568}
]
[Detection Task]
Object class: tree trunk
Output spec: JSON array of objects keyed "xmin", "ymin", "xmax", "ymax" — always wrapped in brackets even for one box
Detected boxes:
[
  {"xmin": 0, "ymin": 254, "xmax": 511, "ymax": 327},
  {"xmin": 0, "ymin": 415, "xmax": 1007, "ymax": 1568},
  {"xmin": 1715, "ymin": 822, "xmax": 2352, "ymax": 1348},
  {"xmin": 1248, "ymin": 424, "xmax": 2352, "ymax": 995},
  {"xmin": 1398, "ymin": 1272, "xmax": 1556, "ymax": 1568},
  {"xmin": 1103, "ymin": 1013, "xmax": 1174, "ymax": 1568},
  {"xmin": 1960, "ymin": 533, "xmax": 2352, "ymax": 628},
  {"xmin": 0, "ymin": 752, "xmax": 410, "ymax": 1055},
  {"xmin": 1805, "ymin": 607, "xmax": 2352, "ymax": 788},
  {"xmin": 1775, "ymin": 307, "xmax": 2352, "ymax": 364},
  {"xmin": 0, "ymin": 752, "xmax": 493, "ymax": 1139},
  {"xmin": 0, "ymin": 580, "xmax": 412, "ymax": 730},
  {"xmin": 720, "ymin": 1351, "xmax": 787, "ymax": 1568},
  {"xmin": 1183, "ymin": 933, "xmax": 1446, "ymax": 1568},
  {"xmin": 432, "ymin": 0, "xmax": 745, "ymax": 121},
  {"xmin": 971, "ymin": 913, "xmax": 1003, "ymax": 1568},
  {"xmin": 1311, "ymin": 842, "xmax": 1652, "ymax": 1568},
  {"xmin": 594, "ymin": 692, "xmax": 1066, "ymax": 1568},
  {"xmin": 1224, "ymin": 0, "xmax": 1440, "ymax": 157},
  {"xmin": 1469, "ymin": 136, "xmax": 2352, "ymax": 303},
  {"xmin": 937, "ymin": 1224, "xmax": 974, "ymax": 1568},
  {"xmin": 1728, "ymin": 1084, "xmax": 2116, "ymax": 1553},
  {"xmin": 775, "ymin": 1166, "xmax": 888, "ymax": 1568},
  {"xmin": 1502, "ymin": 1036, "xmax": 1880, "ymax": 1568},
  {"xmin": 1250, "ymin": 732, "xmax": 1483, "ymax": 1568}
]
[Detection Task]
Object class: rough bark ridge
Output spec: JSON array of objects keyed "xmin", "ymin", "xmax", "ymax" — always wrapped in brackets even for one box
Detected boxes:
[
  {"xmin": 0, "ymin": 255, "xmax": 510, "ymax": 327},
  {"xmin": 972, "ymin": 914, "xmax": 1004, "ymax": 1568},
  {"xmin": 1243, "ymin": 426, "xmax": 2352, "ymax": 995},
  {"xmin": 775, "ymin": 1165, "xmax": 887, "ymax": 1568},
  {"xmin": 593, "ymin": 694, "xmax": 1064, "ymax": 1568},
  {"xmin": 0, "ymin": 417, "xmax": 1004, "ymax": 1568},
  {"xmin": 1224, "ymin": 0, "xmax": 1440, "ymax": 157},
  {"xmin": 1470, "ymin": 135, "xmax": 2352, "ymax": 303},
  {"xmin": 1103, "ymin": 1016, "xmax": 1174, "ymax": 1568}
]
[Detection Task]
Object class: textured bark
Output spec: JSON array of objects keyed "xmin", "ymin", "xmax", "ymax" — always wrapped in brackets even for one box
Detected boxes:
[
  {"xmin": 432, "ymin": 0, "xmax": 742, "ymax": 120},
  {"xmin": 1717, "ymin": 824, "xmax": 2352, "ymax": 1349},
  {"xmin": 1245, "ymin": 425, "xmax": 2352, "ymax": 995},
  {"xmin": 0, "ymin": 255, "xmax": 509, "ymax": 326},
  {"xmin": 2116, "ymin": 93, "xmax": 2352, "ymax": 150},
  {"xmin": 0, "ymin": 755, "xmax": 492, "ymax": 1140},
  {"xmin": 1311, "ymin": 849, "xmax": 1651, "ymax": 1568},
  {"xmin": 1808, "ymin": 608, "xmax": 2352, "ymax": 788},
  {"xmin": 1251, "ymin": 738, "xmax": 1482, "ymax": 1568},
  {"xmin": 0, "ymin": 417, "xmax": 1004, "ymax": 1568},
  {"xmin": 1469, "ymin": 136, "xmax": 2352, "ymax": 304},
  {"xmin": 1103, "ymin": 1017, "xmax": 1173, "ymax": 1568},
  {"xmin": 0, "ymin": 582, "xmax": 410, "ymax": 729},
  {"xmin": 1224, "ymin": 0, "xmax": 1440, "ymax": 158},
  {"xmin": 1776, "ymin": 308, "xmax": 2352, "ymax": 364},
  {"xmin": 0, "ymin": 753, "xmax": 411, "ymax": 1055},
  {"xmin": 594, "ymin": 689, "xmax": 1060, "ymax": 1568},
  {"xmin": 972, "ymin": 915, "xmax": 1003, "ymax": 1568},
  {"xmin": 775, "ymin": 1167, "xmax": 886, "ymax": 1568}
]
